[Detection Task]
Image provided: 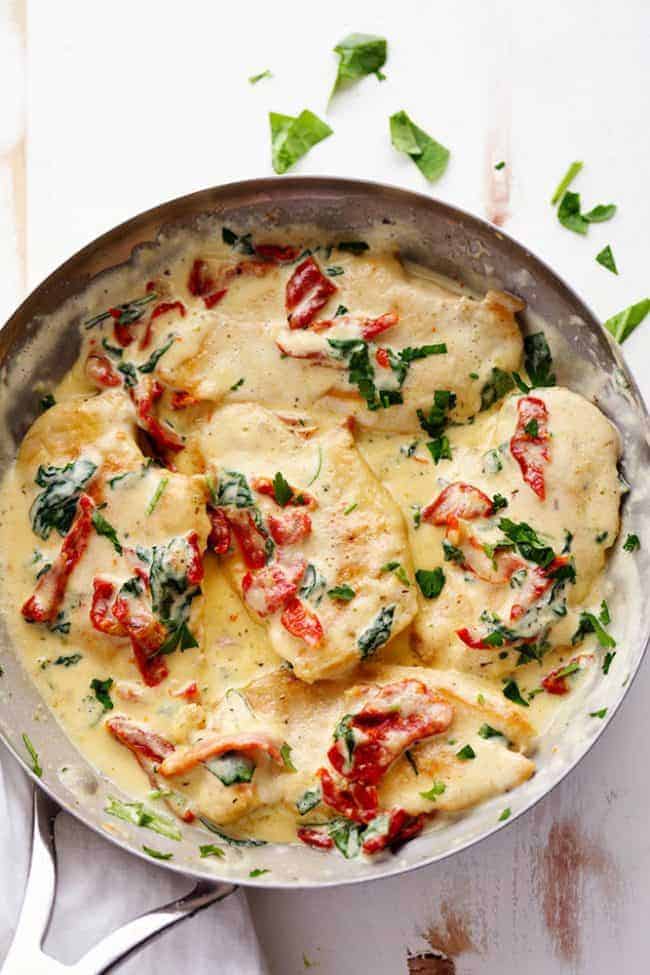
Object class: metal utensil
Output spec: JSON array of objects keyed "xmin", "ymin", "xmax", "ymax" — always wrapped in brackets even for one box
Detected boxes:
[{"xmin": 1, "ymin": 177, "xmax": 648, "ymax": 972}]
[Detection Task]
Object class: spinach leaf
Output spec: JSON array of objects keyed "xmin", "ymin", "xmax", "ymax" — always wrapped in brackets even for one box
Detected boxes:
[
  {"xmin": 22, "ymin": 733, "xmax": 42, "ymax": 777},
  {"xmin": 498, "ymin": 518, "xmax": 555, "ymax": 567},
  {"xmin": 596, "ymin": 245, "xmax": 617, "ymax": 274},
  {"xmin": 332, "ymin": 33, "xmax": 387, "ymax": 93},
  {"xmin": 148, "ymin": 536, "xmax": 202, "ymax": 654},
  {"xmin": 603, "ymin": 299, "xmax": 650, "ymax": 343},
  {"xmin": 142, "ymin": 845, "xmax": 173, "ymax": 860},
  {"xmin": 389, "ymin": 110, "xmax": 450, "ymax": 182},
  {"xmin": 571, "ymin": 611, "xmax": 616, "ymax": 649},
  {"xmin": 90, "ymin": 677, "xmax": 114, "ymax": 711},
  {"xmin": 426, "ymin": 436, "xmax": 451, "ymax": 464},
  {"xmin": 296, "ymin": 788, "xmax": 321, "ymax": 815},
  {"xmin": 327, "ymin": 818, "xmax": 364, "ymax": 859},
  {"xmin": 218, "ymin": 469, "xmax": 253, "ymax": 507},
  {"xmin": 299, "ymin": 564, "xmax": 327, "ymax": 606},
  {"xmin": 138, "ymin": 336, "xmax": 175, "ymax": 374},
  {"xmin": 480, "ymin": 367, "xmax": 515, "ymax": 410},
  {"xmin": 92, "ymin": 510, "xmax": 122, "ymax": 554},
  {"xmin": 584, "ymin": 204, "xmax": 617, "ymax": 223},
  {"xmin": 30, "ymin": 458, "xmax": 97, "ymax": 539},
  {"xmin": 205, "ymin": 752, "xmax": 256, "ymax": 786},
  {"xmin": 269, "ymin": 110, "xmax": 332, "ymax": 175},
  {"xmin": 524, "ymin": 332, "xmax": 556, "ymax": 387},
  {"xmin": 333, "ymin": 714, "xmax": 355, "ymax": 764},
  {"xmin": 117, "ymin": 361, "xmax": 138, "ymax": 387},
  {"xmin": 357, "ymin": 604, "xmax": 395, "ymax": 660},
  {"xmin": 221, "ymin": 227, "xmax": 255, "ymax": 255},
  {"xmin": 558, "ymin": 191, "xmax": 588, "ymax": 234},
  {"xmin": 105, "ymin": 796, "xmax": 182, "ymax": 840},
  {"xmin": 273, "ymin": 471, "xmax": 293, "ymax": 506},
  {"xmin": 415, "ymin": 567, "xmax": 445, "ymax": 599},
  {"xmin": 84, "ymin": 292, "xmax": 157, "ymax": 330},
  {"xmin": 328, "ymin": 585, "xmax": 356, "ymax": 602},
  {"xmin": 417, "ymin": 390, "xmax": 456, "ymax": 438},
  {"xmin": 198, "ymin": 815, "xmax": 267, "ymax": 847}
]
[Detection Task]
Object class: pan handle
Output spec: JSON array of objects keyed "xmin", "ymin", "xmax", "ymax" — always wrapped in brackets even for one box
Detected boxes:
[{"xmin": 1, "ymin": 788, "xmax": 235, "ymax": 975}]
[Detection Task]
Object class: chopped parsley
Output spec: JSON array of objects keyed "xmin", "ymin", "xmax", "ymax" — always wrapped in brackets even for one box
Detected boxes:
[
  {"xmin": 623, "ymin": 533, "xmax": 640, "ymax": 552},
  {"xmin": 328, "ymin": 585, "xmax": 356, "ymax": 602},
  {"xmin": 90, "ymin": 677, "xmax": 114, "ymax": 711},
  {"xmin": 273, "ymin": 471, "xmax": 293, "ymax": 506},
  {"xmin": 596, "ymin": 245, "xmax": 618, "ymax": 275},
  {"xmin": 419, "ymin": 780, "xmax": 446, "ymax": 801},
  {"xmin": 456, "ymin": 744, "xmax": 476, "ymax": 761},
  {"xmin": 92, "ymin": 509, "xmax": 122, "ymax": 554},
  {"xmin": 357, "ymin": 605, "xmax": 395, "ymax": 660},
  {"xmin": 332, "ymin": 33, "xmax": 387, "ymax": 94},
  {"xmin": 390, "ymin": 110, "xmax": 450, "ymax": 182},
  {"xmin": 269, "ymin": 109, "xmax": 332, "ymax": 175},
  {"xmin": 499, "ymin": 807, "xmax": 511, "ymax": 821},
  {"xmin": 492, "ymin": 493, "xmax": 508, "ymax": 512},
  {"xmin": 249, "ymin": 868, "xmax": 270, "ymax": 878},
  {"xmin": 602, "ymin": 651, "xmax": 616, "ymax": 675},
  {"xmin": 604, "ymin": 299, "xmax": 650, "ymax": 343},
  {"xmin": 415, "ymin": 567, "xmax": 445, "ymax": 599},
  {"xmin": 335, "ymin": 304, "xmax": 348, "ymax": 317},
  {"xmin": 590, "ymin": 708, "xmax": 608, "ymax": 719},
  {"xmin": 146, "ymin": 477, "xmax": 169, "ymax": 515},
  {"xmin": 22, "ymin": 733, "xmax": 42, "ymax": 777}
]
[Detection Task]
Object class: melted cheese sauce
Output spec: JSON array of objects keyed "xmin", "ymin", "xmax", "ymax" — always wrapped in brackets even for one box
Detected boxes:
[{"xmin": 0, "ymin": 233, "xmax": 624, "ymax": 853}]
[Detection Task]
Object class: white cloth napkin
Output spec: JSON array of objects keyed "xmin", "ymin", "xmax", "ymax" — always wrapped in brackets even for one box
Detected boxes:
[{"xmin": 0, "ymin": 750, "xmax": 269, "ymax": 975}]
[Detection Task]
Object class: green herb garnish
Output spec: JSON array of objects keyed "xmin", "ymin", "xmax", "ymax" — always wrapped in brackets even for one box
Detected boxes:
[
  {"xmin": 332, "ymin": 33, "xmax": 387, "ymax": 94},
  {"xmin": 603, "ymin": 299, "xmax": 650, "ymax": 343},
  {"xmin": 90, "ymin": 677, "xmax": 114, "ymax": 711},
  {"xmin": 524, "ymin": 332, "xmax": 555, "ymax": 388},
  {"xmin": 105, "ymin": 797, "xmax": 182, "ymax": 840},
  {"xmin": 550, "ymin": 161, "xmax": 583, "ymax": 205},
  {"xmin": 249, "ymin": 69, "xmax": 272, "ymax": 84},
  {"xmin": 456, "ymin": 744, "xmax": 476, "ymax": 761},
  {"xmin": 143, "ymin": 846, "xmax": 172, "ymax": 860},
  {"xmin": 478, "ymin": 724, "xmax": 503, "ymax": 740},
  {"xmin": 328, "ymin": 585, "xmax": 356, "ymax": 602},
  {"xmin": 498, "ymin": 518, "xmax": 554, "ymax": 567},
  {"xmin": 337, "ymin": 241, "xmax": 369, "ymax": 255},
  {"xmin": 602, "ymin": 652, "xmax": 616, "ymax": 674},
  {"xmin": 590, "ymin": 708, "xmax": 608, "ymax": 719},
  {"xmin": 39, "ymin": 393, "xmax": 56, "ymax": 412},
  {"xmin": 269, "ymin": 110, "xmax": 332, "ymax": 175},
  {"xmin": 623, "ymin": 533, "xmax": 640, "ymax": 552},
  {"xmin": 572, "ymin": 611, "xmax": 616, "ymax": 649},
  {"xmin": 146, "ymin": 477, "xmax": 169, "ymax": 515},
  {"xmin": 419, "ymin": 780, "xmax": 446, "ymax": 801},
  {"xmin": 296, "ymin": 788, "xmax": 321, "ymax": 815},
  {"xmin": 499, "ymin": 807, "xmax": 511, "ymax": 821},
  {"xmin": 273, "ymin": 471, "xmax": 293, "ymax": 506},
  {"xmin": 502, "ymin": 679, "xmax": 529, "ymax": 708},
  {"xmin": 281, "ymin": 742, "xmax": 297, "ymax": 772},
  {"xmin": 54, "ymin": 654, "xmax": 82, "ymax": 667},
  {"xmin": 199, "ymin": 844, "xmax": 225, "ymax": 858},
  {"xmin": 415, "ymin": 567, "xmax": 445, "ymax": 599},
  {"xmin": 596, "ymin": 245, "xmax": 618, "ymax": 274},
  {"xmin": 138, "ymin": 336, "xmax": 174, "ymax": 374},
  {"xmin": 249, "ymin": 868, "xmax": 270, "ymax": 877},
  {"xmin": 92, "ymin": 510, "xmax": 122, "ymax": 554},
  {"xmin": 22, "ymin": 733, "xmax": 42, "ymax": 777},
  {"xmin": 30, "ymin": 458, "xmax": 97, "ymax": 539},
  {"xmin": 480, "ymin": 367, "xmax": 515, "ymax": 411},
  {"xmin": 357, "ymin": 605, "xmax": 395, "ymax": 660},
  {"xmin": 390, "ymin": 110, "xmax": 450, "ymax": 182}
]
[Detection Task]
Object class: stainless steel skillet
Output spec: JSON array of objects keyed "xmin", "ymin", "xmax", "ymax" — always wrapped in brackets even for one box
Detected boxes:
[{"xmin": 1, "ymin": 177, "xmax": 649, "ymax": 974}]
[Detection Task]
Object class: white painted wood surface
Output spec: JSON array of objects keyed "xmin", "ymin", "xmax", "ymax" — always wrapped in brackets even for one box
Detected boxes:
[{"xmin": 1, "ymin": 1, "xmax": 649, "ymax": 971}]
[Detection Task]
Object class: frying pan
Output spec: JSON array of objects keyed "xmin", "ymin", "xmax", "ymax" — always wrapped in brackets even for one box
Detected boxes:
[{"xmin": 1, "ymin": 177, "xmax": 649, "ymax": 974}]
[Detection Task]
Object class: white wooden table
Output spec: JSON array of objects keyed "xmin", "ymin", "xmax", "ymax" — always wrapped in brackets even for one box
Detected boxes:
[{"xmin": 1, "ymin": 1, "xmax": 649, "ymax": 972}]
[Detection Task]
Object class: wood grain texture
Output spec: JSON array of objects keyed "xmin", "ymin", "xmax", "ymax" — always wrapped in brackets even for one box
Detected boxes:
[{"xmin": 2, "ymin": 1, "xmax": 650, "ymax": 973}]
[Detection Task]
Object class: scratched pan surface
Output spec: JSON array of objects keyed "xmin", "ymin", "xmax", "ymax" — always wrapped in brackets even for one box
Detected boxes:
[{"xmin": 0, "ymin": 177, "xmax": 648, "ymax": 889}]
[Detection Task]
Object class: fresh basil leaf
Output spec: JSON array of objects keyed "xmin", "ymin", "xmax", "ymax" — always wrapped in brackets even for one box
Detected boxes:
[
  {"xmin": 280, "ymin": 742, "xmax": 297, "ymax": 772},
  {"xmin": 249, "ymin": 868, "xmax": 270, "ymax": 877},
  {"xmin": 138, "ymin": 336, "xmax": 174, "ymax": 374},
  {"xmin": 498, "ymin": 807, "xmax": 511, "ymax": 821},
  {"xmin": 328, "ymin": 818, "xmax": 364, "ymax": 859},
  {"xmin": 389, "ymin": 110, "xmax": 450, "ymax": 182},
  {"xmin": 249, "ymin": 69, "xmax": 272, "ymax": 84},
  {"xmin": 415, "ymin": 567, "xmax": 445, "ymax": 599},
  {"xmin": 328, "ymin": 585, "xmax": 356, "ymax": 602},
  {"xmin": 332, "ymin": 33, "xmax": 387, "ymax": 93},
  {"xmin": 22, "ymin": 733, "xmax": 42, "ymax": 777},
  {"xmin": 417, "ymin": 389, "xmax": 456, "ymax": 438},
  {"xmin": 91, "ymin": 510, "xmax": 122, "ymax": 554},
  {"xmin": 603, "ymin": 299, "xmax": 650, "ymax": 343},
  {"xmin": 90, "ymin": 677, "xmax": 113, "ymax": 711},
  {"xmin": 30, "ymin": 458, "xmax": 97, "ymax": 539},
  {"xmin": 524, "ymin": 332, "xmax": 556, "ymax": 387},
  {"xmin": 270, "ymin": 110, "xmax": 332, "ymax": 175},
  {"xmin": 442, "ymin": 539, "xmax": 464, "ymax": 564},
  {"xmin": 583, "ymin": 204, "xmax": 616, "ymax": 223},
  {"xmin": 101, "ymin": 337, "xmax": 123, "ymax": 359},
  {"xmin": 558, "ymin": 191, "xmax": 589, "ymax": 234},
  {"xmin": 590, "ymin": 708, "xmax": 607, "ymax": 719},
  {"xmin": 218, "ymin": 469, "xmax": 253, "ymax": 507},
  {"xmin": 498, "ymin": 518, "xmax": 555, "ymax": 567},
  {"xmin": 199, "ymin": 844, "xmax": 225, "ymax": 858},
  {"xmin": 595, "ymin": 244, "xmax": 617, "ymax": 275},
  {"xmin": 572, "ymin": 611, "xmax": 616, "ymax": 649},
  {"xmin": 357, "ymin": 605, "xmax": 395, "ymax": 660}
]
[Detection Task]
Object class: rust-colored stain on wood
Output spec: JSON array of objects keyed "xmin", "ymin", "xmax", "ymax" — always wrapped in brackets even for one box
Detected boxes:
[
  {"xmin": 407, "ymin": 952, "xmax": 455, "ymax": 975},
  {"xmin": 535, "ymin": 817, "xmax": 619, "ymax": 964},
  {"xmin": 425, "ymin": 902, "xmax": 477, "ymax": 958}
]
